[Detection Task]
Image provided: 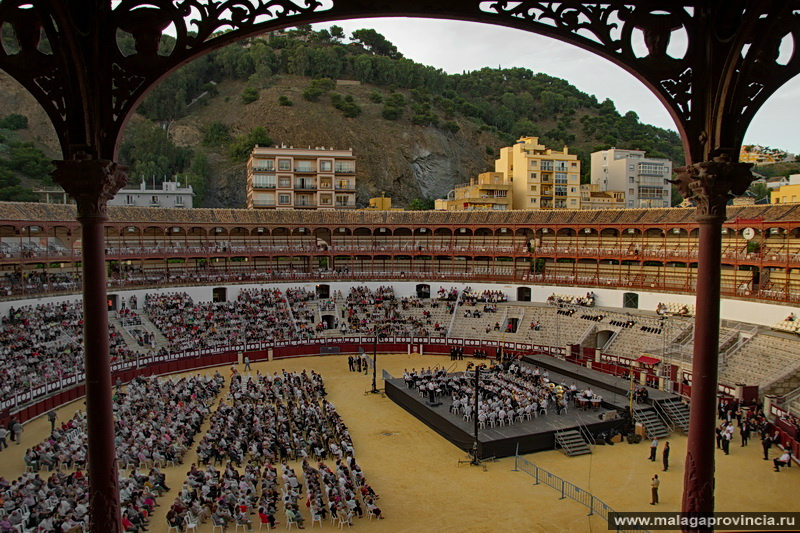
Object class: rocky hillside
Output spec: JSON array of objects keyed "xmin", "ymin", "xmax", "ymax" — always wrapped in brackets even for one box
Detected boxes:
[
  {"xmin": 0, "ymin": 26, "xmax": 688, "ymax": 208},
  {"xmin": 171, "ymin": 76, "xmax": 502, "ymax": 207}
]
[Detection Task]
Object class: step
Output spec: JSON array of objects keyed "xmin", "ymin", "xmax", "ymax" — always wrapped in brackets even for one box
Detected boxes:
[{"xmin": 555, "ymin": 429, "xmax": 592, "ymax": 456}]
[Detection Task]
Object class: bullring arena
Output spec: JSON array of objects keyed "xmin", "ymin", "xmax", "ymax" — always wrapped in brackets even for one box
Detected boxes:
[{"xmin": 0, "ymin": 202, "xmax": 799, "ymax": 532}]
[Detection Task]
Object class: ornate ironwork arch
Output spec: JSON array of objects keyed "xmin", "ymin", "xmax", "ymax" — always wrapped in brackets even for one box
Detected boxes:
[{"xmin": 0, "ymin": 1, "xmax": 798, "ymax": 163}]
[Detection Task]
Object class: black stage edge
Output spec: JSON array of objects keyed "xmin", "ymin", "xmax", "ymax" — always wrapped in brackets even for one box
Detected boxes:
[
  {"xmin": 385, "ymin": 378, "xmax": 625, "ymax": 459},
  {"xmin": 521, "ymin": 353, "xmax": 677, "ymax": 405}
]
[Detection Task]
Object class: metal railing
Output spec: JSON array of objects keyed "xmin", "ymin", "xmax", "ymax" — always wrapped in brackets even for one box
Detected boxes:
[{"xmin": 513, "ymin": 449, "xmax": 648, "ymax": 532}]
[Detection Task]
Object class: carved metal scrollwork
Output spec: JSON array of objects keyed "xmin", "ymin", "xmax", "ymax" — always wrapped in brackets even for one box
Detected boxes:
[
  {"xmin": 480, "ymin": 2, "xmax": 693, "ymax": 125},
  {"xmin": 670, "ymin": 154, "xmax": 755, "ymax": 222}
]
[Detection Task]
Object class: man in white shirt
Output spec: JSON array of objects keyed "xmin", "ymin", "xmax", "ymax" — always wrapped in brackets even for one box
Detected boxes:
[{"xmin": 774, "ymin": 451, "xmax": 792, "ymax": 471}]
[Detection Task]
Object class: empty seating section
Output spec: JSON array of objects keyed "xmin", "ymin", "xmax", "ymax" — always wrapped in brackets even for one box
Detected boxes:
[{"xmin": 720, "ymin": 334, "xmax": 800, "ymax": 386}]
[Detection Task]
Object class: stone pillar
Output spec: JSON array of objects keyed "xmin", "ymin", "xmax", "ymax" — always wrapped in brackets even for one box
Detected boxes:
[
  {"xmin": 670, "ymin": 155, "xmax": 753, "ymax": 528},
  {"xmin": 52, "ymin": 156, "xmax": 128, "ymax": 533}
]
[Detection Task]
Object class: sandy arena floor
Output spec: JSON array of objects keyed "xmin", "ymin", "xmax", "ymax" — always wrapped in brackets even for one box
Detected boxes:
[{"xmin": 2, "ymin": 353, "xmax": 798, "ymax": 532}]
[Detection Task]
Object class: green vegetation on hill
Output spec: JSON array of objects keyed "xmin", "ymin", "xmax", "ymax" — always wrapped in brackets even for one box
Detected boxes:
[
  {"xmin": 133, "ymin": 26, "xmax": 682, "ymax": 150},
  {"xmin": 0, "ymin": 116, "xmax": 51, "ymax": 201}
]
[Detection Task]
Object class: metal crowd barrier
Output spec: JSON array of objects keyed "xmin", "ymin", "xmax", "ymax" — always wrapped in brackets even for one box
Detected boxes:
[{"xmin": 513, "ymin": 448, "xmax": 649, "ymax": 533}]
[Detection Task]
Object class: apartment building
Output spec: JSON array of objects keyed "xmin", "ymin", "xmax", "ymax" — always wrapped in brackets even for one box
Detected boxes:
[
  {"xmin": 435, "ymin": 172, "xmax": 512, "ymax": 211},
  {"xmin": 494, "ymin": 137, "xmax": 581, "ymax": 210},
  {"xmin": 247, "ymin": 145, "xmax": 356, "ymax": 209},
  {"xmin": 579, "ymin": 183, "xmax": 625, "ymax": 210},
  {"xmin": 590, "ymin": 148, "xmax": 672, "ymax": 208}
]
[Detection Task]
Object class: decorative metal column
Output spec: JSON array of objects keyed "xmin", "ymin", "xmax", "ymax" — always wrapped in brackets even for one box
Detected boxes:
[
  {"xmin": 670, "ymin": 155, "xmax": 754, "ymax": 523},
  {"xmin": 53, "ymin": 157, "xmax": 128, "ymax": 533}
]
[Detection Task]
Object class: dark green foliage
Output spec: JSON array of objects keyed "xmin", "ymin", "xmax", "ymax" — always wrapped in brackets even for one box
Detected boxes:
[
  {"xmin": 202, "ymin": 121, "xmax": 232, "ymax": 147},
  {"xmin": 178, "ymin": 151, "xmax": 210, "ymax": 206},
  {"xmin": 3, "ymin": 141, "xmax": 52, "ymax": 181},
  {"xmin": 118, "ymin": 122, "xmax": 192, "ymax": 183},
  {"xmin": 411, "ymin": 102, "xmax": 438, "ymax": 126},
  {"xmin": 228, "ymin": 127, "xmax": 272, "ymax": 162},
  {"xmin": 330, "ymin": 93, "xmax": 362, "ymax": 118},
  {"xmin": 241, "ymin": 86, "xmax": 259, "ymax": 104},
  {"xmin": 350, "ymin": 29, "xmax": 402, "ymax": 59},
  {"xmin": 408, "ymin": 197, "xmax": 435, "ymax": 210},
  {"xmin": 369, "ymin": 91, "xmax": 383, "ymax": 103},
  {"xmin": 278, "ymin": 95, "xmax": 293, "ymax": 106},
  {"xmin": 0, "ymin": 114, "xmax": 28, "ymax": 130},
  {"xmin": 443, "ymin": 121, "xmax": 460, "ymax": 134},
  {"xmin": 0, "ymin": 185, "xmax": 37, "ymax": 202},
  {"xmin": 302, "ymin": 78, "xmax": 336, "ymax": 101}
]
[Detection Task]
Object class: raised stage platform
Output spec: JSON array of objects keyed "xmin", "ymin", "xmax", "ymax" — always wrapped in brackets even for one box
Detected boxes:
[{"xmin": 385, "ymin": 364, "xmax": 637, "ymax": 458}]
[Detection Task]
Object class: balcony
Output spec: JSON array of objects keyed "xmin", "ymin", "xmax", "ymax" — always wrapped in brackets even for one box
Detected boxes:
[
  {"xmin": 294, "ymin": 184, "xmax": 317, "ymax": 190},
  {"xmin": 294, "ymin": 166, "xmax": 315, "ymax": 173},
  {"xmin": 335, "ymin": 184, "xmax": 355, "ymax": 191},
  {"xmin": 294, "ymin": 199, "xmax": 316, "ymax": 207},
  {"xmin": 334, "ymin": 166, "xmax": 355, "ymax": 174},
  {"xmin": 253, "ymin": 183, "xmax": 276, "ymax": 189}
]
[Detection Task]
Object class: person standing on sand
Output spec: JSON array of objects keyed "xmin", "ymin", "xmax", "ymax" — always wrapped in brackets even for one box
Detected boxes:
[{"xmin": 650, "ymin": 474, "xmax": 660, "ymax": 505}]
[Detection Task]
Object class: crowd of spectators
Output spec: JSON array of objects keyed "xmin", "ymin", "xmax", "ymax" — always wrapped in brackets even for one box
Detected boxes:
[
  {"xmin": 0, "ymin": 300, "xmax": 136, "ymax": 401},
  {"xmin": 25, "ymin": 374, "xmax": 223, "ymax": 474},
  {"xmin": 0, "ymin": 468, "xmax": 165, "ymax": 533},
  {"xmin": 171, "ymin": 370, "xmax": 381, "ymax": 530}
]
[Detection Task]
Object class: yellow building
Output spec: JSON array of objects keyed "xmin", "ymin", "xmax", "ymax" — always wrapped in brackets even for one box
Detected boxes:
[
  {"xmin": 771, "ymin": 175, "xmax": 800, "ymax": 204},
  {"xmin": 436, "ymin": 172, "xmax": 512, "ymax": 211},
  {"xmin": 579, "ymin": 184, "xmax": 625, "ymax": 209},
  {"xmin": 365, "ymin": 193, "xmax": 402, "ymax": 211},
  {"xmin": 495, "ymin": 137, "xmax": 581, "ymax": 210},
  {"xmin": 246, "ymin": 145, "xmax": 356, "ymax": 209}
]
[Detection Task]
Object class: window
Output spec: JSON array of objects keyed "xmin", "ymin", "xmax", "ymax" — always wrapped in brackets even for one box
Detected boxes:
[
  {"xmin": 570, "ymin": 187, "xmax": 577, "ymax": 193},
  {"xmin": 555, "ymin": 161, "xmax": 567, "ymax": 171},
  {"xmin": 529, "ymin": 160, "xmax": 537, "ymax": 168},
  {"xmin": 629, "ymin": 176, "xmax": 635, "ymax": 183},
  {"xmin": 278, "ymin": 177, "xmax": 291, "ymax": 188},
  {"xmin": 530, "ymin": 185, "xmax": 537, "ymax": 192},
  {"xmin": 529, "ymin": 172, "xmax": 537, "ymax": 180},
  {"xmin": 175, "ymin": 196, "xmax": 184, "ymax": 206},
  {"xmin": 151, "ymin": 196, "xmax": 159, "ymax": 204},
  {"xmin": 570, "ymin": 174, "xmax": 578, "ymax": 181},
  {"xmin": 629, "ymin": 188, "xmax": 635, "ymax": 195},
  {"xmin": 320, "ymin": 160, "xmax": 332, "ymax": 172},
  {"xmin": 571, "ymin": 162, "xmax": 578, "ymax": 168},
  {"xmin": 255, "ymin": 160, "xmax": 274, "ymax": 171},
  {"xmin": 540, "ymin": 161, "xmax": 553, "ymax": 171},
  {"xmin": 336, "ymin": 180, "xmax": 351, "ymax": 190},
  {"xmin": 555, "ymin": 173, "xmax": 567, "ymax": 184},
  {"xmin": 555, "ymin": 185, "xmax": 567, "ymax": 196},
  {"xmin": 126, "ymin": 195, "xmax": 135, "ymax": 205},
  {"xmin": 279, "ymin": 194, "xmax": 290, "ymax": 205},
  {"xmin": 335, "ymin": 194, "xmax": 350, "ymax": 206},
  {"xmin": 570, "ymin": 199, "xmax": 577, "ymax": 204},
  {"xmin": 253, "ymin": 174, "xmax": 276, "ymax": 188},
  {"xmin": 278, "ymin": 159, "xmax": 291, "ymax": 171},
  {"xmin": 530, "ymin": 198, "xmax": 536, "ymax": 204}
]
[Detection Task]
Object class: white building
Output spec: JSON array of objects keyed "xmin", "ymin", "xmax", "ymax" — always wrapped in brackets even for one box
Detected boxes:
[
  {"xmin": 108, "ymin": 180, "xmax": 194, "ymax": 208},
  {"xmin": 590, "ymin": 148, "xmax": 673, "ymax": 208}
]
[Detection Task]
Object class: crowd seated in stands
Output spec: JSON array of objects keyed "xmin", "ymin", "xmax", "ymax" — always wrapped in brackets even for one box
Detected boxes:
[{"xmin": 0, "ymin": 300, "xmax": 136, "ymax": 399}]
